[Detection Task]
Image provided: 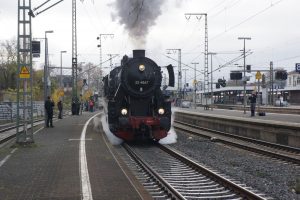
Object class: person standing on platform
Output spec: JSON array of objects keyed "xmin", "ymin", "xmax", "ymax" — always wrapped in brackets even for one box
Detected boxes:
[
  {"xmin": 45, "ymin": 96, "xmax": 55, "ymax": 127},
  {"xmin": 89, "ymin": 99, "xmax": 94, "ymax": 112},
  {"xmin": 248, "ymin": 93, "xmax": 257, "ymax": 117},
  {"xmin": 79, "ymin": 94, "xmax": 84, "ymax": 115},
  {"xmin": 71, "ymin": 98, "xmax": 76, "ymax": 115},
  {"xmin": 57, "ymin": 99, "xmax": 63, "ymax": 119}
]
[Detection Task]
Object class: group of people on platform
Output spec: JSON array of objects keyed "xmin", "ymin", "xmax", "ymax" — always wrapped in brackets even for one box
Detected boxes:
[{"xmin": 44, "ymin": 96, "xmax": 96, "ymax": 127}]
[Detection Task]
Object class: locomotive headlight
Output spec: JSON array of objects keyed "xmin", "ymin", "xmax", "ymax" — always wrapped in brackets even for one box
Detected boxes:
[
  {"xmin": 139, "ymin": 64, "xmax": 145, "ymax": 72},
  {"xmin": 121, "ymin": 108, "xmax": 128, "ymax": 115},
  {"xmin": 158, "ymin": 108, "xmax": 165, "ymax": 115}
]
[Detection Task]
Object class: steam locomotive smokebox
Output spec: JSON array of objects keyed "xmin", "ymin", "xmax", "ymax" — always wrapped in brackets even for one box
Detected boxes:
[{"xmin": 133, "ymin": 49, "xmax": 145, "ymax": 58}]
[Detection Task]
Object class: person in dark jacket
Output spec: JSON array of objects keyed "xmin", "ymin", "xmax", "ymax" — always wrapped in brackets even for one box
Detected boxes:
[
  {"xmin": 57, "ymin": 100, "xmax": 63, "ymax": 119},
  {"xmin": 45, "ymin": 96, "xmax": 55, "ymax": 127},
  {"xmin": 71, "ymin": 99, "xmax": 76, "ymax": 115},
  {"xmin": 248, "ymin": 93, "xmax": 257, "ymax": 117}
]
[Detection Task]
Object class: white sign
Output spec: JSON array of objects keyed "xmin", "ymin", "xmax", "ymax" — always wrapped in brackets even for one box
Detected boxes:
[{"xmin": 296, "ymin": 63, "xmax": 300, "ymax": 72}]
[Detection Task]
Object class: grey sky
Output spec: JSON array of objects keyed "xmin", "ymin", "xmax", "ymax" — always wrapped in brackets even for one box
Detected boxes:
[{"xmin": 0, "ymin": 0, "xmax": 299, "ymax": 86}]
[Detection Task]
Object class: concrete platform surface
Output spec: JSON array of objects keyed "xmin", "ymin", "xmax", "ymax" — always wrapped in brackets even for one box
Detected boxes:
[
  {"xmin": 0, "ymin": 111, "xmax": 148, "ymax": 200},
  {"xmin": 178, "ymin": 107, "xmax": 300, "ymax": 124}
]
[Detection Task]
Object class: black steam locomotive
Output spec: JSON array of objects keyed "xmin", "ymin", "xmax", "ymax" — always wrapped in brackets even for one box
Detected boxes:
[{"xmin": 103, "ymin": 50, "xmax": 174, "ymax": 141}]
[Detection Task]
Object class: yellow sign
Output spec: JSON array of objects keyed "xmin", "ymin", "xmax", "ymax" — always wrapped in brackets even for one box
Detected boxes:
[
  {"xmin": 193, "ymin": 79, "xmax": 197, "ymax": 85},
  {"xmin": 255, "ymin": 71, "xmax": 262, "ymax": 80},
  {"xmin": 59, "ymin": 89, "xmax": 64, "ymax": 97},
  {"xmin": 19, "ymin": 66, "xmax": 30, "ymax": 78}
]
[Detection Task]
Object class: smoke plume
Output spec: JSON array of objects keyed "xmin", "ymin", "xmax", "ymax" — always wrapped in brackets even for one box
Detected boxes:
[{"xmin": 111, "ymin": 0, "xmax": 166, "ymax": 47}]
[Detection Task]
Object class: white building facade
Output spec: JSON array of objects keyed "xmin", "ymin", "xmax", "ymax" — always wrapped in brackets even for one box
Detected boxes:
[{"xmin": 284, "ymin": 71, "xmax": 300, "ymax": 104}]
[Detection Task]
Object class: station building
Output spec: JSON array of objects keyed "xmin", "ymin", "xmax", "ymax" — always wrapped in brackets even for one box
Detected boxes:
[{"xmin": 183, "ymin": 70, "xmax": 300, "ymax": 106}]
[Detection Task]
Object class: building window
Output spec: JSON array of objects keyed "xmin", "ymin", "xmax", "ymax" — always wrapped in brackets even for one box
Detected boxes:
[
  {"xmin": 297, "ymin": 77, "xmax": 300, "ymax": 85},
  {"xmin": 289, "ymin": 77, "xmax": 291, "ymax": 86}
]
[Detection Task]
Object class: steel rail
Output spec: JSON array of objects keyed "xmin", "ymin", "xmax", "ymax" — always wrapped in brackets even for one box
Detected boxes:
[
  {"xmin": 174, "ymin": 120, "xmax": 300, "ymax": 165},
  {"xmin": 122, "ymin": 143, "xmax": 186, "ymax": 200},
  {"xmin": 0, "ymin": 118, "xmax": 44, "ymax": 133},
  {"xmin": 159, "ymin": 144, "xmax": 266, "ymax": 200},
  {"xmin": 175, "ymin": 119, "xmax": 300, "ymax": 153},
  {"xmin": 0, "ymin": 118, "xmax": 45, "ymax": 145},
  {"xmin": 123, "ymin": 143, "xmax": 267, "ymax": 199}
]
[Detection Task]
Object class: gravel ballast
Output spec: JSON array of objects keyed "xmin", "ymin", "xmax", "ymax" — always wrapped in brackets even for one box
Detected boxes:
[{"xmin": 170, "ymin": 131, "xmax": 300, "ymax": 200}]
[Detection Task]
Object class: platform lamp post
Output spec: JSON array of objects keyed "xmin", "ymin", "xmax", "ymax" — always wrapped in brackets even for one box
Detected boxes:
[
  {"xmin": 238, "ymin": 37, "xmax": 251, "ymax": 114},
  {"xmin": 44, "ymin": 30, "xmax": 53, "ymax": 98},
  {"xmin": 182, "ymin": 68, "xmax": 188, "ymax": 99},
  {"xmin": 60, "ymin": 51, "xmax": 67, "ymax": 89},
  {"xmin": 44, "ymin": 30, "xmax": 53, "ymax": 127},
  {"xmin": 208, "ymin": 52, "xmax": 216, "ymax": 110},
  {"xmin": 192, "ymin": 62, "xmax": 199, "ymax": 109}
]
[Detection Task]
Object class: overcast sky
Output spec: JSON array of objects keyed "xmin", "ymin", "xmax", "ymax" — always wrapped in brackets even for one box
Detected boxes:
[{"xmin": 1, "ymin": 0, "xmax": 300, "ymax": 86}]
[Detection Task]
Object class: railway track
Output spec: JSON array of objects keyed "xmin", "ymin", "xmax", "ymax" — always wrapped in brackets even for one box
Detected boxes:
[
  {"xmin": 0, "ymin": 122, "xmax": 16, "ymax": 130},
  {"xmin": 0, "ymin": 119, "xmax": 45, "ymax": 145},
  {"xmin": 174, "ymin": 120, "xmax": 300, "ymax": 166},
  {"xmin": 0, "ymin": 114, "xmax": 69, "ymax": 145},
  {"xmin": 117, "ymin": 143, "xmax": 268, "ymax": 200}
]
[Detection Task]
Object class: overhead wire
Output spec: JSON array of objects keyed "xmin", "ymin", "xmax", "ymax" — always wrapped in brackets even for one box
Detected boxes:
[
  {"xmin": 207, "ymin": 0, "xmax": 227, "ymax": 13},
  {"xmin": 253, "ymin": 54, "xmax": 300, "ymax": 68},
  {"xmin": 186, "ymin": 0, "xmax": 285, "ymax": 63},
  {"xmin": 164, "ymin": 50, "xmax": 253, "ymax": 82},
  {"xmin": 163, "ymin": 54, "xmax": 204, "ymax": 74},
  {"xmin": 210, "ymin": 0, "xmax": 284, "ymax": 42},
  {"xmin": 211, "ymin": 51, "xmax": 253, "ymax": 74},
  {"xmin": 184, "ymin": 0, "xmax": 243, "ymax": 55},
  {"xmin": 209, "ymin": 0, "xmax": 243, "ymax": 19}
]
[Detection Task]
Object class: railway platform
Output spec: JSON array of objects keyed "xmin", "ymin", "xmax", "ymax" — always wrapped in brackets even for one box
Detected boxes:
[
  {"xmin": 0, "ymin": 111, "xmax": 150, "ymax": 200},
  {"xmin": 176, "ymin": 106, "xmax": 300, "ymax": 148},
  {"xmin": 179, "ymin": 106, "xmax": 300, "ymax": 123}
]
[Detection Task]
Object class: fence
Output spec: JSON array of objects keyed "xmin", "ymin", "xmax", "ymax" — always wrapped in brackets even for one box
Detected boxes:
[{"xmin": 0, "ymin": 101, "xmax": 45, "ymax": 121}]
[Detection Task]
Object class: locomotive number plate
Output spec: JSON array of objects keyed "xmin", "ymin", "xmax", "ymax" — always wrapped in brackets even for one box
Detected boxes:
[{"xmin": 135, "ymin": 80, "xmax": 149, "ymax": 85}]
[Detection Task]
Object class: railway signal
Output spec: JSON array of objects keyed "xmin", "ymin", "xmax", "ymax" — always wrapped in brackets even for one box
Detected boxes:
[
  {"xmin": 246, "ymin": 65, "xmax": 251, "ymax": 72},
  {"xmin": 32, "ymin": 41, "xmax": 40, "ymax": 57},
  {"xmin": 275, "ymin": 70, "xmax": 288, "ymax": 80},
  {"xmin": 230, "ymin": 72, "xmax": 242, "ymax": 80}
]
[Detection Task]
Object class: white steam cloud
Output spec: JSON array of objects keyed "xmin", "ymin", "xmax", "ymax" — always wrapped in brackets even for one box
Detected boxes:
[
  {"xmin": 111, "ymin": 0, "xmax": 166, "ymax": 47},
  {"xmin": 93, "ymin": 99, "xmax": 123, "ymax": 145},
  {"xmin": 159, "ymin": 107, "xmax": 178, "ymax": 144},
  {"xmin": 100, "ymin": 114, "xmax": 123, "ymax": 145}
]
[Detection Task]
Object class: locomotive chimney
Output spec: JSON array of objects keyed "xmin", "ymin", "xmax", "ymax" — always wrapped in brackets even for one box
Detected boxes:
[{"xmin": 133, "ymin": 49, "xmax": 145, "ymax": 58}]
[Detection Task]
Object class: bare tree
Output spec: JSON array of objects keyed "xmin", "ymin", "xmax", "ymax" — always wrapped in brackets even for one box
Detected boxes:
[{"xmin": 0, "ymin": 38, "xmax": 18, "ymax": 90}]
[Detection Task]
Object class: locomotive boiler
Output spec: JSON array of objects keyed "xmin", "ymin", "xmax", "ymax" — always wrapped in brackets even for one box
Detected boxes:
[{"xmin": 103, "ymin": 50, "xmax": 174, "ymax": 141}]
